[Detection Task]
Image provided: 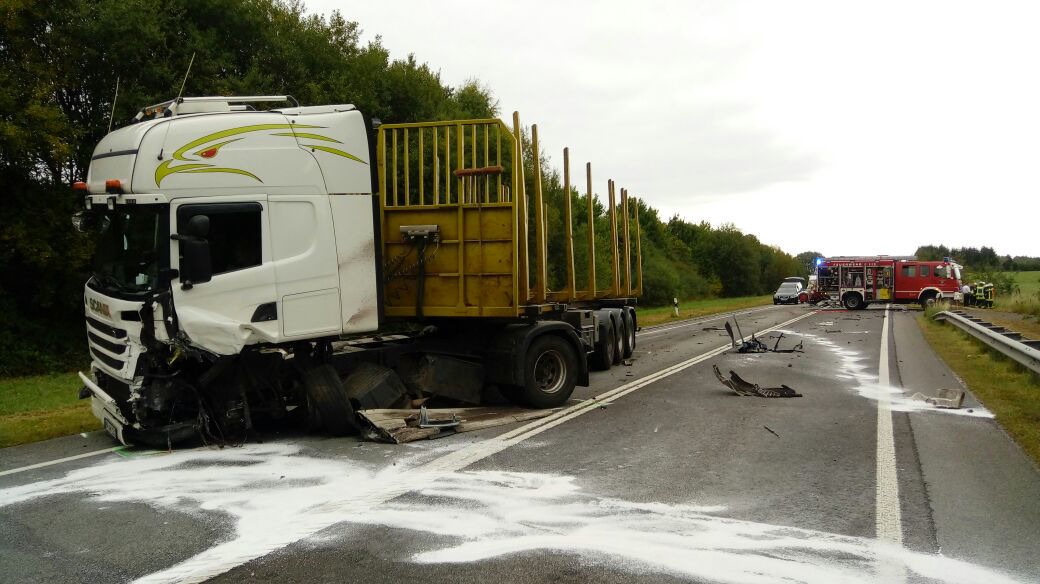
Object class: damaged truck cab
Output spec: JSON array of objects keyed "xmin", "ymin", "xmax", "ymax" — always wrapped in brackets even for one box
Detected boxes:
[{"xmin": 76, "ymin": 96, "xmax": 642, "ymax": 446}]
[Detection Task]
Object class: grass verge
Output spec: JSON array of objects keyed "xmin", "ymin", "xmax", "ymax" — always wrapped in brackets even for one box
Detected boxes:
[
  {"xmin": 0, "ymin": 372, "xmax": 99, "ymax": 449},
  {"xmin": 916, "ymin": 314, "xmax": 1040, "ymax": 466},
  {"xmin": 638, "ymin": 295, "xmax": 773, "ymax": 328}
]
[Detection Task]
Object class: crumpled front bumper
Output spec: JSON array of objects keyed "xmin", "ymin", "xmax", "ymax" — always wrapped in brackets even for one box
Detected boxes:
[{"xmin": 79, "ymin": 371, "xmax": 133, "ymax": 446}]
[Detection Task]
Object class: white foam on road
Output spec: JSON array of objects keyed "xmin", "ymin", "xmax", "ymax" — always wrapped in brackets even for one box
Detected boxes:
[
  {"xmin": 0, "ymin": 445, "xmax": 1024, "ymax": 584},
  {"xmin": 773, "ymin": 329, "xmax": 994, "ymax": 419}
]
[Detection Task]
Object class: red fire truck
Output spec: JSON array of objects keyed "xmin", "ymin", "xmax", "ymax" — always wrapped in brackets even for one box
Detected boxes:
[{"xmin": 811, "ymin": 256, "xmax": 963, "ymax": 310}]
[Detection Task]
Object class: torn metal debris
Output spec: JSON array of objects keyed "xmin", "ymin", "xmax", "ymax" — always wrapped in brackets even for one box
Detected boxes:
[
  {"xmin": 725, "ymin": 320, "xmax": 804, "ymax": 353},
  {"xmin": 357, "ymin": 406, "xmax": 557, "ymax": 443},
  {"xmin": 769, "ymin": 333, "xmax": 804, "ymax": 353},
  {"xmin": 713, "ymin": 364, "xmax": 802, "ymax": 398},
  {"xmin": 725, "ymin": 320, "xmax": 768, "ymax": 353}
]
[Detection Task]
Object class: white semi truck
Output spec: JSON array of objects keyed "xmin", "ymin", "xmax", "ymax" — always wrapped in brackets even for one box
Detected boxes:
[{"xmin": 74, "ymin": 95, "xmax": 643, "ymax": 446}]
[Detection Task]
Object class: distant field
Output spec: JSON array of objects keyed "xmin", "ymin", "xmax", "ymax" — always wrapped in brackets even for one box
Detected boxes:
[
  {"xmin": 994, "ymin": 271, "xmax": 1040, "ymax": 318},
  {"xmin": 1005, "ymin": 271, "xmax": 1040, "ymax": 296}
]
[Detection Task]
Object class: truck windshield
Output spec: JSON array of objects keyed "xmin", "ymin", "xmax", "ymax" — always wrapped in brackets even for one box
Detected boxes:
[{"xmin": 82, "ymin": 206, "xmax": 168, "ymax": 295}]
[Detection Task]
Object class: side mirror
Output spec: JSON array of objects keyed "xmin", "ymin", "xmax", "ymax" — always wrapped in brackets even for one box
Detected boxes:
[
  {"xmin": 173, "ymin": 214, "xmax": 212, "ymax": 289},
  {"xmin": 185, "ymin": 214, "xmax": 209, "ymax": 238},
  {"xmin": 180, "ymin": 239, "xmax": 212, "ymax": 289}
]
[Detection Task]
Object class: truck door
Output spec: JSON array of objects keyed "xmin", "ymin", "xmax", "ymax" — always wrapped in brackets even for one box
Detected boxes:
[
  {"xmin": 896, "ymin": 264, "xmax": 917, "ymax": 302},
  {"xmin": 170, "ymin": 196, "xmax": 278, "ymax": 355}
]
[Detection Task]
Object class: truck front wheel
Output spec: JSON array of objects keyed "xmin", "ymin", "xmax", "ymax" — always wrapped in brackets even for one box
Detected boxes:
[
  {"xmin": 519, "ymin": 335, "xmax": 578, "ymax": 409},
  {"xmin": 919, "ymin": 293, "xmax": 937, "ymax": 309},
  {"xmin": 303, "ymin": 364, "xmax": 360, "ymax": 436}
]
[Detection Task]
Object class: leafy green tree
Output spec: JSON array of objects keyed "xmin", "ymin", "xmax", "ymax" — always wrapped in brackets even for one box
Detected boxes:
[{"xmin": 0, "ymin": 0, "xmax": 498, "ymax": 374}]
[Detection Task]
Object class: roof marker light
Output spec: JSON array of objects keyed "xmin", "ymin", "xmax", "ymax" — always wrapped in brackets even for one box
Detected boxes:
[{"xmin": 105, "ymin": 179, "xmax": 123, "ymax": 194}]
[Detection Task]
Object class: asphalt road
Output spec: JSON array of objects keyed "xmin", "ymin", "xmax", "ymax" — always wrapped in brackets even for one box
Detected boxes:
[{"xmin": 2, "ymin": 305, "xmax": 1039, "ymax": 584}]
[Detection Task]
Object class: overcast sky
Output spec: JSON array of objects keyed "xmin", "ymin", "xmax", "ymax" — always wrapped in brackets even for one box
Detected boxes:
[{"xmin": 308, "ymin": 0, "xmax": 1038, "ymax": 258}]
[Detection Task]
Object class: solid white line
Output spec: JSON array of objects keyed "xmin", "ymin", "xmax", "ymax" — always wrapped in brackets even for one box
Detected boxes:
[
  {"xmin": 876, "ymin": 305, "xmax": 906, "ymax": 582},
  {"xmin": 0, "ymin": 447, "xmax": 119, "ymax": 478},
  {"xmin": 139, "ymin": 310, "xmax": 819, "ymax": 584}
]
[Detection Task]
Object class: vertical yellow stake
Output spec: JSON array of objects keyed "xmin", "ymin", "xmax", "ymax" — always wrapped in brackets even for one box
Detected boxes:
[
  {"xmin": 513, "ymin": 112, "xmax": 530, "ymax": 304},
  {"xmin": 586, "ymin": 162, "xmax": 596, "ymax": 299},
  {"xmin": 622, "ymin": 187, "xmax": 632, "ymax": 297},
  {"xmin": 608, "ymin": 179, "xmax": 620, "ymax": 297},
  {"xmin": 531, "ymin": 124, "xmax": 548, "ymax": 304},
  {"xmin": 563, "ymin": 148, "xmax": 576, "ymax": 300},
  {"xmin": 634, "ymin": 196, "xmax": 643, "ymax": 296}
]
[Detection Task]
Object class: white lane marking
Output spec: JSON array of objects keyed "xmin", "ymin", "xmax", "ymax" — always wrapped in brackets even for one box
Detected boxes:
[
  {"xmin": 0, "ymin": 447, "xmax": 119, "ymax": 478},
  {"xmin": 135, "ymin": 310, "xmax": 819, "ymax": 584},
  {"xmin": 876, "ymin": 305, "xmax": 906, "ymax": 582},
  {"xmin": 637, "ymin": 305, "xmax": 778, "ymax": 337}
]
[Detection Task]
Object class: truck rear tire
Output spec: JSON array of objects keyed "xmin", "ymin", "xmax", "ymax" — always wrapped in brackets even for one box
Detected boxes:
[
  {"xmin": 621, "ymin": 308, "xmax": 636, "ymax": 359},
  {"xmin": 612, "ymin": 316, "xmax": 624, "ymax": 365},
  {"xmin": 592, "ymin": 321, "xmax": 616, "ymax": 371},
  {"xmin": 519, "ymin": 335, "xmax": 577, "ymax": 409},
  {"xmin": 842, "ymin": 293, "xmax": 864, "ymax": 310},
  {"xmin": 303, "ymin": 364, "xmax": 361, "ymax": 436}
]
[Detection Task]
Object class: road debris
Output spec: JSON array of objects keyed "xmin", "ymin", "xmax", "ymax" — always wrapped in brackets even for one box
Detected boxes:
[
  {"xmin": 713, "ymin": 365, "xmax": 802, "ymax": 398},
  {"xmin": 725, "ymin": 320, "xmax": 804, "ymax": 353},
  {"xmin": 357, "ymin": 406, "xmax": 557, "ymax": 443},
  {"xmin": 763, "ymin": 425, "xmax": 781, "ymax": 438},
  {"xmin": 769, "ymin": 333, "xmax": 804, "ymax": 353},
  {"xmin": 910, "ymin": 389, "xmax": 966, "ymax": 409}
]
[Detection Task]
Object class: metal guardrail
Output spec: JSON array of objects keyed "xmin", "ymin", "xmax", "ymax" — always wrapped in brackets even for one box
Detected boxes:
[{"xmin": 933, "ymin": 310, "xmax": 1040, "ymax": 376}]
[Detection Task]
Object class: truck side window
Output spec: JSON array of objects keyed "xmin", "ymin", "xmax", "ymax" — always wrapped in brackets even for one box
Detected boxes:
[
  {"xmin": 920, "ymin": 265, "xmax": 930, "ymax": 278},
  {"xmin": 934, "ymin": 265, "xmax": 947, "ymax": 278},
  {"xmin": 901, "ymin": 266, "xmax": 916, "ymax": 277},
  {"xmin": 177, "ymin": 203, "xmax": 262, "ymax": 275}
]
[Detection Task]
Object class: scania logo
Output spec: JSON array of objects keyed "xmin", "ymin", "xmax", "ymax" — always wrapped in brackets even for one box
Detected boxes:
[{"xmin": 88, "ymin": 298, "xmax": 111, "ymax": 318}]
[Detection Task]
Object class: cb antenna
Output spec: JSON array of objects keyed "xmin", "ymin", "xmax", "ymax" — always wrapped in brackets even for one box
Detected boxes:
[
  {"xmin": 174, "ymin": 52, "xmax": 196, "ymax": 105},
  {"xmin": 107, "ymin": 77, "xmax": 120, "ymax": 133}
]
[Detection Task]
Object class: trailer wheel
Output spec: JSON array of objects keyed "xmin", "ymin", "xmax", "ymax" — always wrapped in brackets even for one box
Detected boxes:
[
  {"xmin": 619, "ymin": 307, "xmax": 636, "ymax": 357},
  {"xmin": 612, "ymin": 316, "xmax": 624, "ymax": 365},
  {"xmin": 621, "ymin": 309, "xmax": 635, "ymax": 359},
  {"xmin": 520, "ymin": 335, "xmax": 577, "ymax": 408},
  {"xmin": 303, "ymin": 364, "xmax": 360, "ymax": 436},
  {"xmin": 842, "ymin": 292, "xmax": 864, "ymax": 310},
  {"xmin": 592, "ymin": 321, "xmax": 616, "ymax": 371}
]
